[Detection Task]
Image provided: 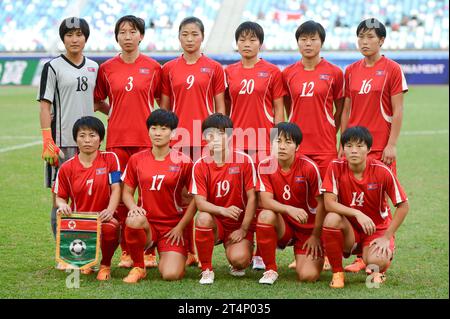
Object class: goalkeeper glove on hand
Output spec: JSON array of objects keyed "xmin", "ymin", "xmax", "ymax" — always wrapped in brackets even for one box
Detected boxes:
[{"xmin": 41, "ymin": 128, "xmax": 62, "ymax": 166}]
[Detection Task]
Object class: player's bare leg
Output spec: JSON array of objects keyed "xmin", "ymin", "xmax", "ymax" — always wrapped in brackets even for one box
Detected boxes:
[
  {"xmin": 362, "ymin": 244, "xmax": 392, "ymax": 285},
  {"xmin": 123, "ymin": 215, "xmax": 151, "ymax": 283},
  {"xmin": 195, "ymin": 212, "xmax": 218, "ymax": 284},
  {"xmin": 322, "ymin": 212, "xmax": 356, "ymax": 288},
  {"xmin": 158, "ymin": 251, "xmax": 186, "ymax": 281},
  {"xmin": 225, "ymin": 239, "xmax": 253, "ymax": 277},
  {"xmin": 295, "ymin": 254, "xmax": 324, "ymax": 282}
]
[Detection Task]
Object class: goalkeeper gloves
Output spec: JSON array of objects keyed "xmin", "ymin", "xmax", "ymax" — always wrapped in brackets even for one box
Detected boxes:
[{"xmin": 41, "ymin": 128, "xmax": 62, "ymax": 166}]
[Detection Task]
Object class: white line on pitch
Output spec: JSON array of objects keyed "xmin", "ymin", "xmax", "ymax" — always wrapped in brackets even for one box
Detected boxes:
[
  {"xmin": 0, "ymin": 136, "xmax": 40, "ymax": 139},
  {"xmin": 401, "ymin": 129, "xmax": 449, "ymax": 136},
  {"xmin": 0, "ymin": 141, "xmax": 42, "ymax": 154}
]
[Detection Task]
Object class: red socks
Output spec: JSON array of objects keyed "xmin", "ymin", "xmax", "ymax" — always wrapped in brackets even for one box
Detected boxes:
[
  {"xmin": 116, "ymin": 203, "xmax": 129, "ymax": 254},
  {"xmin": 100, "ymin": 221, "xmax": 119, "ymax": 266},
  {"xmin": 256, "ymin": 223, "xmax": 278, "ymax": 272},
  {"xmin": 124, "ymin": 226, "xmax": 146, "ymax": 269},
  {"xmin": 195, "ymin": 226, "xmax": 215, "ymax": 271},
  {"xmin": 322, "ymin": 227, "xmax": 344, "ymax": 273}
]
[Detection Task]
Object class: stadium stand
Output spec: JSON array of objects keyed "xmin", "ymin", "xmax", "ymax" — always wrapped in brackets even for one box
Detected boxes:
[{"xmin": 0, "ymin": 0, "xmax": 448, "ymax": 52}]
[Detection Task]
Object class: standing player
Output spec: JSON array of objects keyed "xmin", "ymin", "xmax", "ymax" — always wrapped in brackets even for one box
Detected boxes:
[
  {"xmin": 37, "ymin": 18, "xmax": 98, "ymax": 268},
  {"xmin": 54, "ymin": 116, "xmax": 121, "ymax": 280},
  {"xmin": 282, "ymin": 20, "xmax": 344, "ymax": 270},
  {"xmin": 121, "ymin": 110, "xmax": 196, "ymax": 283},
  {"xmin": 190, "ymin": 113, "xmax": 257, "ymax": 285},
  {"xmin": 225, "ymin": 21, "xmax": 286, "ymax": 270},
  {"xmin": 256, "ymin": 122, "xmax": 325, "ymax": 285},
  {"xmin": 159, "ymin": 16, "xmax": 226, "ymax": 266},
  {"xmin": 94, "ymin": 15, "xmax": 162, "ymax": 269},
  {"xmin": 340, "ymin": 18, "xmax": 408, "ymax": 273},
  {"xmin": 321, "ymin": 126, "xmax": 409, "ymax": 288}
]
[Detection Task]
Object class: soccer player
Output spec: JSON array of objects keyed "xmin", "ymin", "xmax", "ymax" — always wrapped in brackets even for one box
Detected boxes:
[
  {"xmin": 121, "ymin": 109, "xmax": 196, "ymax": 283},
  {"xmin": 340, "ymin": 18, "xmax": 408, "ymax": 273},
  {"xmin": 159, "ymin": 16, "xmax": 226, "ymax": 266},
  {"xmin": 94, "ymin": 15, "xmax": 162, "ymax": 269},
  {"xmin": 321, "ymin": 126, "xmax": 409, "ymax": 288},
  {"xmin": 256, "ymin": 122, "xmax": 325, "ymax": 285},
  {"xmin": 190, "ymin": 113, "xmax": 257, "ymax": 284},
  {"xmin": 54, "ymin": 116, "xmax": 121, "ymax": 280},
  {"xmin": 282, "ymin": 20, "xmax": 344, "ymax": 270},
  {"xmin": 224, "ymin": 21, "xmax": 286, "ymax": 270},
  {"xmin": 37, "ymin": 18, "xmax": 98, "ymax": 256}
]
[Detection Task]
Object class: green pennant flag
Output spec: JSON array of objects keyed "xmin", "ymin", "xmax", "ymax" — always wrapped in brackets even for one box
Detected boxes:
[{"xmin": 56, "ymin": 213, "xmax": 101, "ymax": 270}]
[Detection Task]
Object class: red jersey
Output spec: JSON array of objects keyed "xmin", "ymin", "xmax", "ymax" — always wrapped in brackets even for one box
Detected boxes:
[
  {"xmin": 283, "ymin": 58, "xmax": 344, "ymax": 155},
  {"xmin": 225, "ymin": 59, "xmax": 286, "ymax": 151},
  {"xmin": 161, "ymin": 54, "xmax": 226, "ymax": 147},
  {"xmin": 344, "ymin": 56, "xmax": 408, "ymax": 152},
  {"xmin": 122, "ymin": 149, "xmax": 192, "ymax": 228},
  {"xmin": 53, "ymin": 151, "xmax": 121, "ymax": 212},
  {"xmin": 321, "ymin": 157, "xmax": 408, "ymax": 229},
  {"xmin": 94, "ymin": 54, "xmax": 162, "ymax": 148},
  {"xmin": 190, "ymin": 150, "xmax": 256, "ymax": 230},
  {"xmin": 257, "ymin": 155, "xmax": 322, "ymax": 229}
]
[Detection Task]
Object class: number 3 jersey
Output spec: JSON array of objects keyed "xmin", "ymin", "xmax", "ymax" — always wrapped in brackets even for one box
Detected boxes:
[
  {"xmin": 122, "ymin": 149, "xmax": 193, "ymax": 228},
  {"xmin": 321, "ymin": 157, "xmax": 408, "ymax": 229},
  {"xmin": 190, "ymin": 150, "xmax": 256, "ymax": 229},
  {"xmin": 344, "ymin": 56, "xmax": 408, "ymax": 152},
  {"xmin": 257, "ymin": 155, "xmax": 322, "ymax": 229},
  {"xmin": 94, "ymin": 54, "xmax": 161, "ymax": 149},
  {"xmin": 37, "ymin": 55, "xmax": 98, "ymax": 148},
  {"xmin": 52, "ymin": 151, "xmax": 121, "ymax": 212}
]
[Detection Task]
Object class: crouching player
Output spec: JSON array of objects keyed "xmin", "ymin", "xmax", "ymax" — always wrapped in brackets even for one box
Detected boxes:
[
  {"xmin": 321, "ymin": 126, "xmax": 409, "ymax": 288},
  {"xmin": 190, "ymin": 113, "xmax": 257, "ymax": 284},
  {"xmin": 54, "ymin": 116, "xmax": 121, "ymax": 280},
  {"xmin": 121, "ymin": 109, "xmax": 196, "ymax": 283},
  {"xmin": 256, "ymin": 122, "xmax": 325, "ymax": 285}
]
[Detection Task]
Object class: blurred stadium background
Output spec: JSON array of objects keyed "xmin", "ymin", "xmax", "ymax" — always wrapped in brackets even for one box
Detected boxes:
[{"xmin": 0, "ymin": 0, "xmax": 448, "ymax": 86}]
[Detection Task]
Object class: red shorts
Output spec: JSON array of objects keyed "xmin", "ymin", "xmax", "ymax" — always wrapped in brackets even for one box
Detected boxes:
[
  {"xmin": 345, "ymin": 225, "xmax": 395, "ymax": 260},
  {"xmin": 368, "ymin": 151, "xmax": 397, "ymax": 176},
  {"xmin": 146, "ymin": 222, "xmax": 189, "ymax": 257},
  {"xmin": 106, "ymin": 146, "xmax": 150, "ymax": 173},
  {"xmin": 277, "ymin": 220, "xmax": 322, "ymax": 255},
  {"xmin": 303, "ymin": 153, "xmax": 337, "ymax": 179},
  {"xmin": 214, "ymin": 217, "xmax": 255, "ymax": 247}
]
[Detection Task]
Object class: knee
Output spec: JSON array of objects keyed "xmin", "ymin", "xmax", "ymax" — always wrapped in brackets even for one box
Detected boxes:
[
  {"xmin": 365, "ymin": 256, "xmax": 390, "ymax": 273},
  {"xmin": 297, "ymin": 270, "xmax": 321, "ymax": 283},
  {"xmin": 125, "ymin": 215, "xmax": 147, "ymax": 228},
  {"xmin": 195, "ymin": 212, "xmax": 214, "ymax": 228},
  {"xmin": 161, "ymin": 269, "xmax": 184, "ymax": 281},
  {"xmin": 229, "ymin": 255, "xmax": 251, "ymax": 270},
  {"xmin": 257, "ymin": 210, "xmax": 277, "ymax": 225},
  {"xmin": 323, "ymin": 212, "xmax": 343, "ymax": 228}
]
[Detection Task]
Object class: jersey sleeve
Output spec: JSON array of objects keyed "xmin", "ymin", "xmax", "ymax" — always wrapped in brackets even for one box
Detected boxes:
[
  {"xmin": 281, "ymin": 68, "xmax": 290, "ymax": 96},
  {"xmin": 389, "ymin": 63, "xmax": 408, "ymax": 96},
  {"xmin": 106, "ymin": 152, "xmax": 122, "ymax": 184},
  {"xmin": 243, "ymin": 156, "xmax": 257, "ymax": 192},
  {"xmin": 121, "ymin": 154, "xmax": 138, "ymax": 188},
  {"xmin": 182, "ymin": 159, "xmax": 194, "ymax": 190},
  {"xmin": 344, "ymin": 65, "xmax": 351, "ymax": 98},
  {"xmin": 189, "ymin": 161, "xmax": 207, "ymax": 197},
  {"xmin": 333, "ymin": 66, "xmax": 345, "ymax": 101},
  {"xmin": 320, "ymin": 161, "xmax": 338, "ymax": 195},
  {"xmin": 271, "ymin": 67, "xmax": 287, "ymax": 100},
  {"xmin": 212, "ymin": 63, "xmax": 226, "ymax": 96},
  {"xmin": 305, "ymin": 159, "xmax": 322, "ymax": 198},
  {"xmin": 52, "ymin": 165, "xmax": 70, "ymax": 200},
  {"xmin": 152, "ymin": 63, "xmax": 162, "ymax": 100},
  {"xmin": 94, "ymin": 64, "xmax": 108, "ymax": 102},
  {"xmin": 382, "ymin": 166, "xmax": 408, "ymax": 206},
  {"xmin": 256, "ymin": 161, "xmax": 274, "ymax": 194},
  {"xmin": 160, "ymin": 62, "xmax": 172, "ymax": 97},
  {"xmin": 37, "ymin": 61, "xmax": 56, "ymax": 103}
]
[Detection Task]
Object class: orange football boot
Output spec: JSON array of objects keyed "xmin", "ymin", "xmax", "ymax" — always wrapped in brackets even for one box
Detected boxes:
[
  {"xmin": 144, "ymin": 254, "xmax": 158, "ymax": 268},
  {"xmin": 118, "ymin": 252, "xmax": 133, "ymax": 268},
  {"xmin": 123, "ymin": 267, "xmax": 146, "ymax": 284},
  {"xmin": 330, "ymin": 272, "xmax": 345, "ymax": 288},
  {"xmin": 344, "ymin": 257, "xmax": 366, "ymax": 273},
  {"xmin": 96, "ymin": 265, "xmax": 111, "ymax": 281}
]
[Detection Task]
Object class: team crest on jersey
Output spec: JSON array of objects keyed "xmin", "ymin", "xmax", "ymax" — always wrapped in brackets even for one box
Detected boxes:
[
  {"xmin": 295, "ymin": 176, "xmax": 305, "ymax": 183},
  {"xmin": 367, "ymin": 183, "xmax": 379, "ymax": 190},
  {"xmin": 228, "ymin": 167, "xmax": 240, "ymax": 175},
  {"xmin": 87, "ymin": 67, "xmax": 96, "ymax": 72},
  {"xmin": 375, "ymin": 70, "xmax": 385, "ymax": 76},
  {"xmin": 319, "ymin": 74, "xmax": 330, "ymax": 80},
  {"xmin": 168, "ymin": 165, "xmax": 181, "ymax": 172},
  {"xmin": 200, "ymin": 67, "xmax": 211, "ymax": 73},
  {"xmin": 257, "ymin": 71, "xmax": 269, "ymax": 78},
  {"xmin": 139, "ymin": 68, "xmax": 150, "ymax": 74},
  {"xmin": 96, "ymin": 167, "xmax": 107, "ymax": 175}
]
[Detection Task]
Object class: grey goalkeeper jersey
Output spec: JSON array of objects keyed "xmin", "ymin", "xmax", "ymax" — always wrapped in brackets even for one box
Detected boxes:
[{"xmin": 37, "ymin": 55, "xmax": 98, "ymax": 147}]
